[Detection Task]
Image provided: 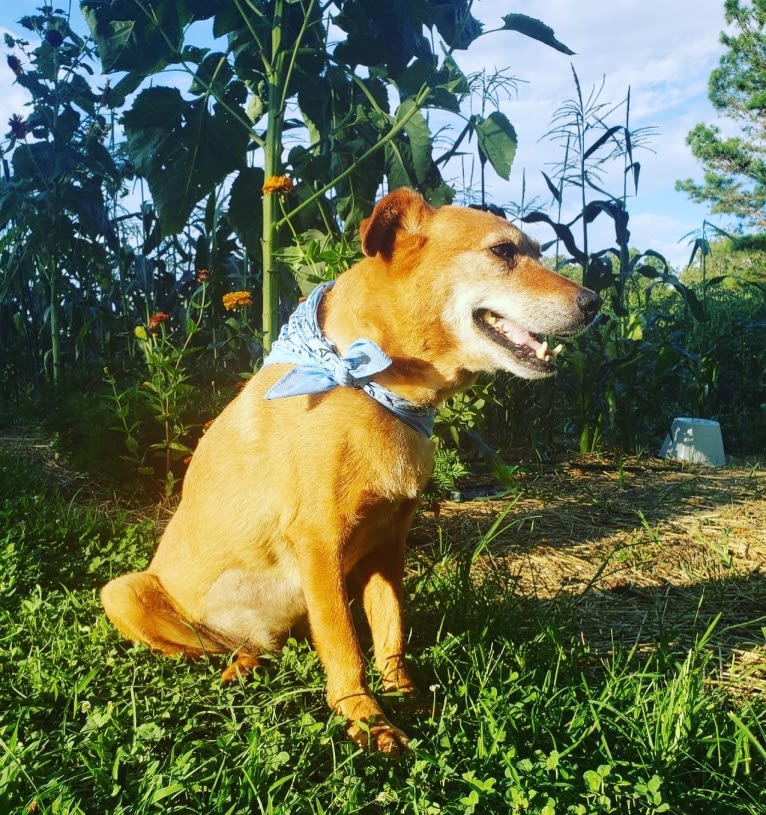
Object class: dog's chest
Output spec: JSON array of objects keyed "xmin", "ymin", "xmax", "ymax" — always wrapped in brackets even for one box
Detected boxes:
[
  {"xmin": 359, "ymin": 429, "xmax": 434, "ymax": 501},
  {"xmin": 342, "ymin": 494, "xmax": 421, "ymax": 574}
]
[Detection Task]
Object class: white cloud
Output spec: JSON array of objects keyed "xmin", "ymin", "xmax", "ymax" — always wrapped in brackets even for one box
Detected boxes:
[{"xmin": 628, "ymin": 210, "xmax": 704, "ymax": 268}]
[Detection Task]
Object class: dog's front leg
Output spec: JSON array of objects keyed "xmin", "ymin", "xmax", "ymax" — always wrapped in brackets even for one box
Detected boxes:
[
  {"xmin": 294, "ymin": 538, "xmax": 409, "ymax": 754},
  {"xmin": 354, "ymin": 515, "xmax": 419, "ymax": 698}
]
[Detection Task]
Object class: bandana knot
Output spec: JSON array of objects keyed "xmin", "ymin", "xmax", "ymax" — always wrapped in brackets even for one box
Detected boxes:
[{"xmin": 262, "ymin": 282, "xmax": 435, "ymax": 437}]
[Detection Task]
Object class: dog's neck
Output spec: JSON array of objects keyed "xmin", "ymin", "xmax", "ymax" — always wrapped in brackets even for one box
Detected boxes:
[
  {"xmin": 320, "ymin": 269, "xmax": 478, "ymax": 408},
  {"xmin": 367, "ymin": 358, "xmax": 478, "ymax": 408}
]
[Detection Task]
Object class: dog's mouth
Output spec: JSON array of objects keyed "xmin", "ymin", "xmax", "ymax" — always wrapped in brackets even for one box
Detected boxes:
[{"xmin": 474, "ymin": 309, "xmax": 564, "ymax": 371}]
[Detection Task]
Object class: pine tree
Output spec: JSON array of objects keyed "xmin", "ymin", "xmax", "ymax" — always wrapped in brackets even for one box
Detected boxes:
[{"xmin": 676, "ymin": 0, "xmax": 766, "ymax": 228}]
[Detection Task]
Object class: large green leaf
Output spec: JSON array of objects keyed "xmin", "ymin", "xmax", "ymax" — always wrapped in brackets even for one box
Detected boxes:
[
  {"xmin": 397, "ymin": 99, "xmax": 433, "ymax": 185},
  {"xmin": 81, "ymin": 0, "xmax": 193, "ymax": 73},
  {"xmin": 501, "ymin": 14, "xmax": 574, "ymax": 55},
  {"xmin": 123, "ymin": 87, "xmax": 250, "ymax": 235},
  {"xmin": 12, "ymin": 142, "xmax": 57, "ymax": 183},
  {"xmin": 541, "ymin": 170, "xmax": 562, "ymax": 204},
  {"xmin": 575, "ymin": 200, "xmax": 630, "ymax": 248},
  {"xmin": 189, "ymin": 52, "xmax": 235, "ymax": 97},
  {"xmin": 396, "ymin": 54, "xmax": 468, "ymax": 113},
  {"xmin": 475, "ymin": 112, "xmax": 517, "ymax": 180},
  {"xmin": 385, "ymin": 141, "xmax": 413, "ymax": 191},
  {"xmin": 334, "ymin": 0, "xmax": 430, "ymax": 77},
  {"xmin": 106, "ymin": 71, "xmax": 145, "ymax": 108},
  {"xmin": 383, "ymin": 100, "xmax": 438, "ymax": 192},
  {"xmin": 522, "ymin": 211, "xmax": 586, "ymax": 264},
  {"xmin": 428, "ymin": 0, "xmax": 483, "ymax": 50},
  {"xmin": 583, "ymin": 125, "xmax": 623, "ymax": 160},
  {"xmin": 61, "ymin": 73, "xmax": 99, "ymax": 115},
  {"xmin": 585, "ymin": 253, "xmax": 616, "ymax": 293}
]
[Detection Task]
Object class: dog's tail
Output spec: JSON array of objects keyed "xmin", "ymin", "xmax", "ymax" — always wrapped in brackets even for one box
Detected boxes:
[{"xmin": 101, "ymin": 572, "xmax": 225, "ymax": 658}]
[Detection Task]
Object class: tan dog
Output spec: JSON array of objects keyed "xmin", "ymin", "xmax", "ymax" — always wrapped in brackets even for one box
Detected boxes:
[{"xmin": 101, "ymin": 188, "xmax": 600, "ymax": 754}]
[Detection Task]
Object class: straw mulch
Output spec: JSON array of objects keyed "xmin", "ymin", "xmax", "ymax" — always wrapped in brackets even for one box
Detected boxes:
[{"xmin": 414, "ymin": 454, "xmax": 766, "ymax": 696}]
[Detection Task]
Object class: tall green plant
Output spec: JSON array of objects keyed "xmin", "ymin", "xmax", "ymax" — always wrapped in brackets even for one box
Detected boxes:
[
  {"xmin": 0, "ymin": 6, "xmax": 128, "ymax": 385},
  {"xmin": 518, "ymin": 68, "xmax": 709, "ymax": 452},
  {"xmin": 676, "ymin": 0, "xmax": 766, "ymax": 229},
  {"xmin": 81, "ymin": 0, "xmax": 574, "ymax": 349},
  {"xmin": 525, "ymin": 67, "xmax": 658, "ymax": 307}
]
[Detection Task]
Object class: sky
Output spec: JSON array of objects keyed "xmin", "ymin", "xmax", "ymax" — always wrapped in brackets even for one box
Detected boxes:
[{"xmin": 0, "ymin": 0, "xmax": 732, "ymax": 268}]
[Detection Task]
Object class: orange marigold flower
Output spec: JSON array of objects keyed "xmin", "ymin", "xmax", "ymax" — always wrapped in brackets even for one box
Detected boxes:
[
  {"xmin": 262, "ymin": 175, "xmax": 294, "ymax": 195},
  {"xmin": 222, "ymin": 291, "xmax": 253, "ymax": 310},
  {"xmin": 196, "ymin": 268, "xmax": 210, "ymax": 283},
  {"xmin": 148, "ymin": 311, "xmax": 170, "ymax": 331}
]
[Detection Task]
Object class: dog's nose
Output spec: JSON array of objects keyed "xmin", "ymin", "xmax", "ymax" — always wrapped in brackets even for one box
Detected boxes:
[{"xmin": 576, "ymin": 289, "xmax": 602, "ymax": 321}]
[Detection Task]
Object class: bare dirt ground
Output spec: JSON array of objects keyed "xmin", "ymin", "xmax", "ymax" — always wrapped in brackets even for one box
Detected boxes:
[{"xmin": 414, "ymin": 454, "xmax": 766, "ymax": 696}]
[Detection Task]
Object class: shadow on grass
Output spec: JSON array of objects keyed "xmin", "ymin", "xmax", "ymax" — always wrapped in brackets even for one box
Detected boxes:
[{"xmin": 4, "ymin": 446, "xmax": 764, "ymax": 668}]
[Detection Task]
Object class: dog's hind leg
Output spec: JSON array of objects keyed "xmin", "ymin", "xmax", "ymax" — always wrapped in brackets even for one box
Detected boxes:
[{"xmin": 101, "ymin": 572, "xmax": 223, "ymax": 658}]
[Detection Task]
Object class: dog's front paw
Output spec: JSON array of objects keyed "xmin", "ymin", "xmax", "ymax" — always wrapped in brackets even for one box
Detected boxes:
[{"xmin": 347, "ymin": 716, "xmax": 410, "ymax": 756}]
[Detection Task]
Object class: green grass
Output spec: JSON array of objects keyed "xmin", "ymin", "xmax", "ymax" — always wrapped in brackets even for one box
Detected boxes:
[{"xmin": 1, "ymin": 452, "xmax": 764, "ymax": 814}]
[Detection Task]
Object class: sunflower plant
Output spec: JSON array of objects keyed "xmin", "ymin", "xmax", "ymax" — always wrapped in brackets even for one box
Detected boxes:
[{"xmin": 81, "ymin": 0, "xmax": 573, "ymax": 352}]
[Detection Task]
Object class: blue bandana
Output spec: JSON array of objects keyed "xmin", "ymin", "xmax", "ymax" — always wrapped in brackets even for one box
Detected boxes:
[{"xmin": 262, "ymin": 282, "xmax": 435, "ymax": 437}]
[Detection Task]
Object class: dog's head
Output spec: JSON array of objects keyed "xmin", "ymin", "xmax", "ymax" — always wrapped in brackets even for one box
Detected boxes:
[{"xmin": 360, "ymin": 188, "xmax": 601, "ymax": 382}]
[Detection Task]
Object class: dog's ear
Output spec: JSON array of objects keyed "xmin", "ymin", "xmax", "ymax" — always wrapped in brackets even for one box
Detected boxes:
[{"xmin": 360, "ymin": 188, "xmax": 432, "ymax": 258}]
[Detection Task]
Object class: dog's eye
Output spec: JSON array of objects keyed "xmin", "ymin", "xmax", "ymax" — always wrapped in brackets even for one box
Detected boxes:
[{"xmin": 490, "ymin": 243, "xmax": 517, "ymax": 265}]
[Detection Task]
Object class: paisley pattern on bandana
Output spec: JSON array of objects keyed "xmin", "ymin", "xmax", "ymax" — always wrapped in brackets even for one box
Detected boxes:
[{"xmin": 262, "ymin": 282, "xmax": 435, "ymax": 437}]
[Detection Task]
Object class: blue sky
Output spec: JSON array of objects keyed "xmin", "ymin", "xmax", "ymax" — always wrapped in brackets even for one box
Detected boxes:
[{"xmin": 1, "ymin": 0, "xmax": 731, "ymax": 268}]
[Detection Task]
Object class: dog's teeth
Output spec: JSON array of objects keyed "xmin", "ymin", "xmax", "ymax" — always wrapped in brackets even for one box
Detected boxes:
[
  {"xmin": 535, "ymin": 340, "xmax": 549, "ymax": 361},
  {"xmin": 551, "ymin": 343, "xmax": 564, "ymax": 358}
]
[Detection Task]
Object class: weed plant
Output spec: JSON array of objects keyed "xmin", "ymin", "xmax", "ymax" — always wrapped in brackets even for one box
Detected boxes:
[{"xmin": 1, "ymin": 451, "xmax": 764, "ymax": 814}]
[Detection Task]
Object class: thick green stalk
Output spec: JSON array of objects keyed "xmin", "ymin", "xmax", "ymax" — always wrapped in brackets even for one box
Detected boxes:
[
  {"xmin": 257, "ymin": 1, "xmax": 433, "ymax": 347},
  {"xmin": 48, "ymin": 260, "xmax": 60, "ymax": 387},
  {"xmin": 261, "ymin": 0, "xmax": 285, "ymax": 352},
  {"xmin": 261, "ymin": 126, "xmax": 281, "ymax": 351},
  {"xmin": 578, "ymin": 116, "xmax": 588, "ymax": 284}
]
